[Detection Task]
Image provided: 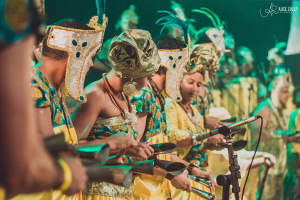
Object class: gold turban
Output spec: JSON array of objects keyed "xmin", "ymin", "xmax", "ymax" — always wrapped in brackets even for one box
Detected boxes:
[
  {"xmin": 108, "ymin": 29, "xmax": 161, "ymax": 79},
  {"xmin": 185, "ymin": 44, "xmax": 220, "ymax": 82}
]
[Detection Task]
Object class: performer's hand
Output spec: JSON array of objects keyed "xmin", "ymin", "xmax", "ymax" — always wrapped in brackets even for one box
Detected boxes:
[
  {"xmin": 171, "ymin": 170, "xmax": 191, "ymax": 192},
  {"xmin": 282, "ymin": 132, "xmax": 300, "ymax": 144},
  {"xmin": 105, "ymin": 149, "xmax": 126, "ymax": 165},
  {"xmin": 191, "ymin": 168, "xmax": 216, "ymax": 191},
  {"xmin": 263, "ymin": 153, "xmax": 276, "ymax": 168},
  {"xmin": 61, "ymin": 157, "xmax": 88, "ymax": 196},
  {"xmin": 106, "ymin": 132, "xmax": 138, "ymax": 153},
  {"xmin": 204, "ymin": 117, "xmax": 224, "ymax": 130},
  {"xmin": 293, "ymin": 137, "xmax": 300, "ymax": 144},
  {"xmin": 205, "ymin": 172, "xmax": 216, "ymax": 191},
  {"xmin": 125, "ymin": 142, "xmax": 154, "ymax": 160},
  {"xmin": 205, "ymin": 134, "xmax": 225, "ymax": 150}
]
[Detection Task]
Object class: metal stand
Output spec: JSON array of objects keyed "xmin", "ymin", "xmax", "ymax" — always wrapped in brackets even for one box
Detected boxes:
[{"xmin": 216, "ymin": 126, "xmax": 242, "ymax": 200}]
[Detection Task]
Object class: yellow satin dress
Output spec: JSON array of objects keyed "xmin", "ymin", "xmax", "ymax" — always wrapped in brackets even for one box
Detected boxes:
[
  {"xmin": 130, "ymin": 84, "xmax": 172, "ymax": 199},
  {"xmin": 164, "ymin": 97, "xmax": 211, "ymax": 200},
  {"xmin": 133, "ymin": 135, "xmax": 172, "ymax": 200}
]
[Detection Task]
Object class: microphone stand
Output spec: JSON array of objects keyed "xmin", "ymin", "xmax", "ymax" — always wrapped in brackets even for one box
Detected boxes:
[{"xmin": 216, "ymin": 126, "xmax": 241, "ymax": 200}]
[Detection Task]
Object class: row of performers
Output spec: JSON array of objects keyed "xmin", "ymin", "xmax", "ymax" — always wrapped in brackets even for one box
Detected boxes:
[{"xmin": 1, "ymin": 1, "xmax": 299, "ymax": 200}]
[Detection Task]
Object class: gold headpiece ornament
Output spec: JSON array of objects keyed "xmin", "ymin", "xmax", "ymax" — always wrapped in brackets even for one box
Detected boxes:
[
  {"xmin": 185, "ymin": 44, "xmax": 220, "ymax": 85},
  {"xmin": 47, "ymin": 0, "xmax": 108, "ymax": 103}
]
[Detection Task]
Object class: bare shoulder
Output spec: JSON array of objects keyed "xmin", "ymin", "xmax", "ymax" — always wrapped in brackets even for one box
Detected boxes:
[
  {"xmin": 256, "ymin": 104, "xmax": 271, "ymax": 117},
  {"xmin": 85, "ymin": 80, "xmax": 106, "ymax": 105},
  {"xmin": 253, "ymin": 101, "xmax": 270, "ymax": 117}
]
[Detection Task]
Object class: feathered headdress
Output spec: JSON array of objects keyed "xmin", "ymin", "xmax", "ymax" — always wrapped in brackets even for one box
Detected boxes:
[
  {"xmin": 192, "ymin": 7, "xmax": 225, "ymax": 30},
  {"xmin": 192, "ymin": 7, "xmax": 229, "ymax": 56},
  {"xmin": 88, "ymin": 0, "xmax": 108, "ymax": 30},
  {"xmin": 170, "ymin": 1, "xmax": 197, "ymax": 45},
  {"xmin": 155, "ymin": 10, "xmax": 194, "ymax": 102},
  {"xmin": 156, "ymin": 10, "xmax": 195, "ymax": 43}
]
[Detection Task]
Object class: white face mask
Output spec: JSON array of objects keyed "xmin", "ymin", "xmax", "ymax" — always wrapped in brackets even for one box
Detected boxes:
[
  {"xmin": 47, "ymin": 25, "xmax": 105, "ymax": 103},
  {"xmin": 158, "ymin": 48, "xmax": 189, "ymax": 102}
]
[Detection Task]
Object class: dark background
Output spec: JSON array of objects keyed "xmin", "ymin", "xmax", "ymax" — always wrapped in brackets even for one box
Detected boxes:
[{"xmin": 45, "ymin": 0, "xmax": 292, "ymax": 65}]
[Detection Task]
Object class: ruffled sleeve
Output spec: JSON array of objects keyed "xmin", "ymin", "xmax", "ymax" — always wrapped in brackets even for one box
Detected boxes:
[
  {"xmin": 31, "ymin": 73, "xmax": 51, "ymax": 108},
  {"xmin": 165, "ymin": 98, "xmax": 191, "ymax": 144}
]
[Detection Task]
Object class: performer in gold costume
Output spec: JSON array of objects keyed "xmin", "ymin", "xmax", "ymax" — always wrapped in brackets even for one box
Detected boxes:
[
  {"xmin": 72, "ymin": 29, "xmax": 162, "ymax": 200},
  {"xmin": 284, "ymin": 87, "xmax": 300, "ymax": 200},
  {"xmin": 164, "ymin": 52, "xmax": 220, "ymax": 199},
  {"xmin": 130, "ymin": 69, "xmax": 192, "ymax": 200},
  {"xmin": 249, "ymin": 78, "xmax": 290, "ymax": 200},
  {"xmin": 191, "ymin": 7, "xmax": 230, "ymax": 131}
]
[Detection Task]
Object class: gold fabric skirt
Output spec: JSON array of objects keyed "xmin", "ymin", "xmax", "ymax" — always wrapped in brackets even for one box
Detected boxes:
[{"xmin": 8, "ymin": 190, "xmax": 81, "ymax": 200}]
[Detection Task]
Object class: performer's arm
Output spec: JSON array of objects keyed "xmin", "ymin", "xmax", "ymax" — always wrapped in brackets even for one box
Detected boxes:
[
  {"xmin": 72, "ymin": 88, "xmax": 105, "ymax": 139},
  {"xmin": 35, "ymin": 107, "xmax": 56, "ymax": 137},
  {"xmin": 170, "ymin": 154, "xmax": 216, "ymax": 191},
  {"xmin": 72, "ymin": 88, "xmax": 138, "ymax": 154},
  {"xmin": 249, "ymin": 106, "xmax": 272, "ymax": 141},
  {"xmin": 165, "ymin": 100, "xmax": 191, "ymax": 146},
  {"xmin": 153, "ymin": 167, "xmax": 192, "ymax": 192},
  {"xmin": 0, "ymin": 35, "xmax": 86, "ymax": 195}
]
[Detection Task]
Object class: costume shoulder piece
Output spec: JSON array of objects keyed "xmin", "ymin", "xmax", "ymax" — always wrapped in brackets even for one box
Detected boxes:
[
  {"xmin": 156, "ymin": 10, "xmax": 194, "ymax": 102},
  {"xmin": 46, "ymin": 0, "xmax": 108, "ymax": 103}
]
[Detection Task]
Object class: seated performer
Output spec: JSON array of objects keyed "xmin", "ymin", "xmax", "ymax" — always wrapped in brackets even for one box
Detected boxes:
[
  {"xmin": 0, "ymin": 0, "xmax": 87, "ymax": 198},
  {"xmin": 190, "ymin": 44, "xmax": 225, "ymax": 131},
  {"xmin": 152, "ymin": 35, "xmax": 217, "ymax": 199},
  {"xmin": 165, "ymin": 54, "xmax": 220, "ymax": 199},
  {"xmin": 284, "ymin": 87, "xmax": 300, "ymax": 200},
  {"xmin": 10, "ymin": 18, "xmax": 99, "ymax": 200},
  {"xmin": 249, "ymin": 77, "xmax": 290, "ymax": 200},
  {"xmin": 130, "ymin": 43, "xmax": 217, "ymax": 199},
  {"xmin": 191, "ymin": 8, "xmax": 229, "ymax": 130},
  {"xmin": 71, "ymin": 29, "xmax": 163, "ymax": 199}
]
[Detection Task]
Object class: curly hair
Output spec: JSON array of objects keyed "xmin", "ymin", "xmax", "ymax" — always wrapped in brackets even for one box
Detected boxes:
[
  {"xmin": 154, "ymin": 35, "xmax": 186, "ymax": 75},
  {"xmin": 154, "ymin": 35, "xmax": 186, "ymax": 50}
]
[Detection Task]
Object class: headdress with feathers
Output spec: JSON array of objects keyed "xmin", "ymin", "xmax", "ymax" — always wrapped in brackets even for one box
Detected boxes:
[
  {"xmin": 192, "ymin": 7, "xmax": 229, "ymax": 55},
  {"xmin": 46, "ymin": 0, "xmax": 107, "ymax": 103},
  {"xmin": 170, "ymin": 1, "xmax": 197, "ymax": 45},
  {"xmin": 155, "ymin": 10, "xmax": 194, "ymax": 102},
  {"xmin": 192, "ymin": 7, "xmax": 226, "ymax": 35},
  {"xmin": 156, "ymin": 10, "xmax": 195, "ymax": 44}
]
